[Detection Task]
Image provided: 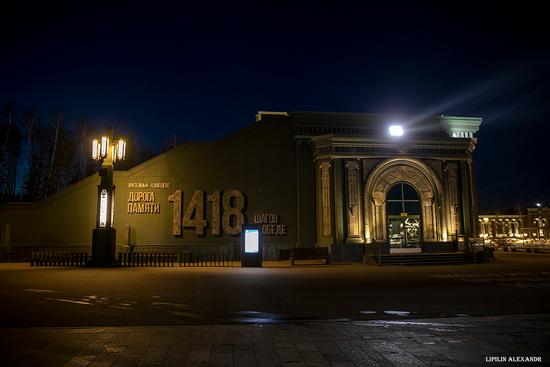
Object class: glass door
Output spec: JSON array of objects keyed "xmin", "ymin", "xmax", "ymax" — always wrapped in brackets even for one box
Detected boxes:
[
  {"xmin": 388, "ymin": 217, "xmax": 405, "ymax": 247},
  {"xmin": 404, "ymin": 216, "xmax": 421, "ymax": 247},
  {"xmin": 386, "ymin": 182, "xmax": 422, "ymax": 252},
  {"xmin": 388, "ymin": 215, "xmax": 421, "ymax": 248}
]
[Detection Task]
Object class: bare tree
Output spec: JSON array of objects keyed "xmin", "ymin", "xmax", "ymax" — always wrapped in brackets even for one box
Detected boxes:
[
  {"xmin": 46, "ymin": 111, "xmax": 63, "ymax": 196},
  {"xmin": 0, "ymin": 101, "xmax": 21, "ymax": 201}
]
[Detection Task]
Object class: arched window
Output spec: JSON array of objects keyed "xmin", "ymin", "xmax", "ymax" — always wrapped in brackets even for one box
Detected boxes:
[{"xmin": 386, "ymin": 182, "xmax": 421, "ymax": 216}]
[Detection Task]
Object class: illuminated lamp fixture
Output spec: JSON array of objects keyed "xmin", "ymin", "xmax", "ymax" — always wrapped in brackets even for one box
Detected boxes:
[
  {"xmin": 89, "ymin": 127, "xmax": 127, "ymax": 267},
  {"xmin": 92, "ymin": 136, "xmax": 126, "ymax": 162},
  {"xmin": 389, "ymin": 125, "xmax": 404, "ymax": 137}
]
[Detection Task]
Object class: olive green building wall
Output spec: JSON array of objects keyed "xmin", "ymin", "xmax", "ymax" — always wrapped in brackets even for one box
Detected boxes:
[{"xmin": 0, "ymin": 117, "xmax": 316, "ymax": 252}]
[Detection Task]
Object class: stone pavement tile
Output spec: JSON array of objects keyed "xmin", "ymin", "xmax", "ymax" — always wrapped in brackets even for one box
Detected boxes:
[
  {"xmin": 294, "ymin": 342, "xmax": 318, "ymax": 353},
  {"xmin": 87, "ymin": 332, "xmax": 120, "ymax": 350},
  {"xmin": 234, "ymin": 349, "xmax": 258, "ymax": 366},
  {"xmin": 458, "ymin": 335, "xmax": 508, "ymax": 356},
  {"xmin": 255, "ymin": 349, "xmax": 279, "ymax": 367},
  {"xmin": 88, "ymin": 350, "xmax": 124, "ymax": 367},
  {"xmin": 265, "ymin": 335, "xmax": 290, "ymax": 343},
  {"xmin": 299, "ymin": 351, "xmax": 330, "ymax": 367},
  {"xmin": 423, "ymin": 359, "xmax": 458, "ymax": 367},
  {"xmin": 334, "ymin": 340, "xmax": 378, "ymax": 366},
  {"xmin": 137, "ymin": 348, "xmax": 167, "ymax": 366},
  {"xmin": 211, "ymin": 344, "xmax": 233, "ymax": 353},
  {"xmin": 280, "ymin": 363, "xmax": 307, "ymax": 367},
  {"xmin": 145, "ymin": 333, "xmax": 178, "ymax": 349},
  {"xmin": 184, "ymin": 347, "xmax": 210, "ymax": 367},
  {"xmin": 253, "ymin": 342, "xmax": 275, "ymax": 351},
  {"xmin": 275, "ymin": 342, "xmax": 294, "ymax": 349},
  {"xmin": 402, "ymin": 345, "xmax": 449, "ymax": 361},
  {"xmin": 318, "ymin": 350, "xmax": 353, "ymax": 365},
  {"xmin": 276, "ymin": 345, "xmax": 302, "ymax": 364},
  {"xmin": 39, "ymin": 352, "xmax": 76, "ymax": 367},
  {"xmin": 365, "ymin": 340, "xmax": 425, "ymax": 366},
  {"xmin": 112, "ymin": 353, "xmax": 144, "ymax": 367},
  {"xmin": 167, "ymin": 343, "xmax": 191, "ymax": 354},
  {"xmin": 351, "ymin": 340, "xmax": 393, "ymax": 367},
  {"xmin": 63, "ymin": 354, "xmax": 97, "ymax": 367},
  {"xmin": 314, "ymin": 340, "xmax": 352, "ymax": 364},
  {"xmin": 160, "ymin": 352, "xmax": 188, "ymax": 367},
  {"xmin": 234, "ymin": 343, "xmax": 254, "ymax": 351},
  {"xmin": 326, "ymin": 361, "xmax": 355, "ymax": 367},
  {"xmin": 209, "ymin": 352, "xmax": 233, "ymax": 367},
  {"xmin": 2, "ymin": 351, "xmax": 51, "ymax": 367}
]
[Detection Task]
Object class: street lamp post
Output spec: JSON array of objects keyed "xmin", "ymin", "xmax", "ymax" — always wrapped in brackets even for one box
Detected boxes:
[{"xmin": 88, "ymin": 127, "xmax": 126, "ymax": 267}]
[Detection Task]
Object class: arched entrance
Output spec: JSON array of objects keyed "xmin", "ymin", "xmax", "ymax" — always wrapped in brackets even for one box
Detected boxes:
[
  {"xmin": 364, "ymin": 158, "xmax": 446, "ymax": 250},
  {"xmin": 387, "ymin": 182, "xmax": 422, "ymax": 251}
]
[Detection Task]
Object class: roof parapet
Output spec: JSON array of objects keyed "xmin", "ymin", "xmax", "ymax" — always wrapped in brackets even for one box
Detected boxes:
[{"xmin": 255, "ymin": 111, "xmax": 289, "ymax": 122}]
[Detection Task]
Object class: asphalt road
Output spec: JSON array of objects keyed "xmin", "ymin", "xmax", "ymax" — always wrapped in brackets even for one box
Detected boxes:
[{"xmin": 1, "ymin": 252, "xmax": 549, "ymax": 327}]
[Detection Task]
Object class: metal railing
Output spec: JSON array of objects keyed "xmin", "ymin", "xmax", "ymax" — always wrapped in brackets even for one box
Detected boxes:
[
  {"xmin": 117, "ymin": 252, "xmax": 237, "ymax": 267},
  {"xmin": 30, "ymin": 251, "xmax": 88, "ymax": 267}
]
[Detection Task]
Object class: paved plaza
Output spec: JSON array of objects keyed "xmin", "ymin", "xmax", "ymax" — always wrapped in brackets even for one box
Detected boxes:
[
  {"xmin": 1, "ymin": 252, "xmax": 549, "ymax": 366},
  {"xmin": 1, "ymin": 314, "xmax": 549, "ymax": 366}
]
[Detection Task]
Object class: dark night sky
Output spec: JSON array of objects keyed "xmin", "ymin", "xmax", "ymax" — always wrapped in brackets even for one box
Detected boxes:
[{"xmin": 1, "ymin": 1, "xmax": 549, "ymax": 211}]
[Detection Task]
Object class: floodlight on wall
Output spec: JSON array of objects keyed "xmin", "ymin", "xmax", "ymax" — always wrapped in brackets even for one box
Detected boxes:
[{"xmin": 389, "ymin": 125, "xmax": 404, "ymax": 137}]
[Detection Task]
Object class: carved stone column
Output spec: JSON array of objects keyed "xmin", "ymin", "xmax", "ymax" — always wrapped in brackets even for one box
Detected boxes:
[
  {"xmin": 372, "ymin": 190, "xmax": 385, "ymax": 240},
  {"xmin": 320, "ymin": 161, "xmax": 332, "ymax": 237},
  {"xmin": 447, "ymin": 164, "xmax": 461, "ymax": 235},
  {"xmin": 345, "ymin": 161, "xmax": 361, "ymax": 241},
  {"xmin": 422, "ymin": 191, "xmax": 435, "ymax": 239}
]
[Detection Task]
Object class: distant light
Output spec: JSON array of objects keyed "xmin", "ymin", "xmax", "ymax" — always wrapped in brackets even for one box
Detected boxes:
[
  {"xmin": 536, "ymin": 203, "xmax": 542, "ymax": 207},
  {"xmin": 389, "ymin": 125, "xmax": 404, "ymax": 136}
]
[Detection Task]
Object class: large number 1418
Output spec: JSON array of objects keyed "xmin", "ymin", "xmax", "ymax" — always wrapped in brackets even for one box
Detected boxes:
[{"xmin": 168, "ymin": 189, "xmax": 245, "ymax": 236}]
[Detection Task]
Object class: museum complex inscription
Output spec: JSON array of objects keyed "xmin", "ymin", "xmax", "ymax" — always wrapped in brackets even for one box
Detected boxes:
[{"xmin": 127, "ymin": 183, "xmax": 287, "ymax": 237}]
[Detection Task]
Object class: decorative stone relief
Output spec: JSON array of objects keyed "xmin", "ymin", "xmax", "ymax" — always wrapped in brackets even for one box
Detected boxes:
[
  {"xmin": 447, "ymin": 164, "xmax": 460, "ymax": 235},
  {"xmin": 372, "ymin": 165, "xmax": 433, "ymax": 203},
  {"xmin": 345, "ymin": 161, "xmax": 360, "ymax": 237},
  {"xmin": 362, "ymin": 159, "xmax": 380, "ymax": 183},
  {"xmin": 426, "ymin": 160, "xmax": 443, "ymax": 180},
  {"xmin": 320, "ymin": 161, "xmax": 332, "ymax": 237},
  {"xmin": 372, "ymin": 191, "xmax": 385, "ymax": 206},
  {"xmin": 369, "ymin": 163, "xmax": 439, "ymax": 241}
]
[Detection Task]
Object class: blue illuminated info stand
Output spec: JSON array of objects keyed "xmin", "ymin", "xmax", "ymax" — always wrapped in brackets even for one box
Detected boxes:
[{"xmin": 241, "ymin": 225, "xmax": 263, "ymax": 267}]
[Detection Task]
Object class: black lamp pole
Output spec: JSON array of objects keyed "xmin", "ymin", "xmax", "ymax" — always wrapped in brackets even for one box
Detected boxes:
[{"xmin": 88, "ymin": 127, "xmax": 123, "ymax": 267}]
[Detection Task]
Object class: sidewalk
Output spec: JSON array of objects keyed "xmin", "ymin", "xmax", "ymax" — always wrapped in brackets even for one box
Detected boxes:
[{"xmin": 1, "ymin": 314, "xmax": 548, "ymax": 366}]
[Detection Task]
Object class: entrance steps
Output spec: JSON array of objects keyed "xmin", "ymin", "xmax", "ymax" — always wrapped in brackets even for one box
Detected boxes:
[{"xmin": 367, "ymin": 252, "xmax": 475, "ymax": 265}]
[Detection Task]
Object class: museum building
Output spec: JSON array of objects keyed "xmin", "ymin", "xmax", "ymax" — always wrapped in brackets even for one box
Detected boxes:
[{"xmin": 0, "ymin": 111, "xmax": 482, "ymax": 261}]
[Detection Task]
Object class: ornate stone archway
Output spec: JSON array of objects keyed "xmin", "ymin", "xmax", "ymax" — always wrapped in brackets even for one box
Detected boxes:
[{"xmin": 364, "ymin": 158, "xmax": 445, "ymax": 243}]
